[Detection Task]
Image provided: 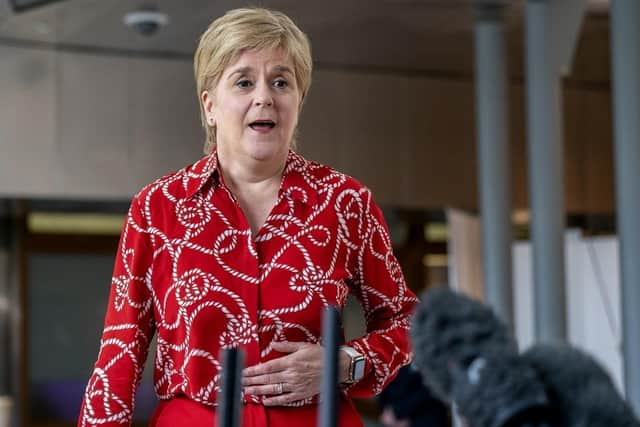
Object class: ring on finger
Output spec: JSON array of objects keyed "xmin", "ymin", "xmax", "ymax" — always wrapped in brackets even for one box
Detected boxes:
[{"xmin": 275, "ymin": 382, "xmax": 284, "ymax": 395}]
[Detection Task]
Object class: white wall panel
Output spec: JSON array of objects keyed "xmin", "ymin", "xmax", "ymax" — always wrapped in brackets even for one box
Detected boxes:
[
  {"xmin": 513, "ymin": 232, "xmax": 624, "ymax": 393},
  {"xmin": 0, "ymin": 47, "xmax": 205, "ymax": 199},
  {"xmin": 0, "ymin": 46, "xmax": 57, "ymax": 197},
  {"xmin": 298, "ymin": 70, "xmax": 473, "ymax": 208},
  {"xmin": 406, "ymin": 78, "xmax": 477, "ymax": 210},
  {"xmin": 129, "ymin": 57, "xmax": 203, "ymax": 191},
  {"xmin": 333, "ymin": 72, "xmax": 413, "ymax": 206},
  {"xmin": 296, "ymin": 70, "xmax": 348, "ymax": 172},
  {"xmin": 55, "ymin": 51, "xmax": 132, "ymax": 198}
]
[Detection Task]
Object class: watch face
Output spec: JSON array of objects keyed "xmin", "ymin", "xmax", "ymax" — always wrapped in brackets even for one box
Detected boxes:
[{"xmin": 354, "ymin": 358, "xmax": 365, "ymax": 381}]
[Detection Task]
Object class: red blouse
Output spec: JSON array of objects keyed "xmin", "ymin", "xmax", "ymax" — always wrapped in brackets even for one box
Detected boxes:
[{"xmin": 78, "ymin": 150, "xmax": 417, "ymax": 426}]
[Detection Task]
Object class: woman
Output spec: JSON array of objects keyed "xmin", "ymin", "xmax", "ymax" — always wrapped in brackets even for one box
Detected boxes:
[{"xmin": 78, "ymin": 8, "xmax": 417, "ymax": 427}]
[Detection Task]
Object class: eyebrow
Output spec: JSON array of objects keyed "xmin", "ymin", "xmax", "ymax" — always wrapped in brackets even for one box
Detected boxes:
[
  {"xmin": 228, "ymin": 66, "xmax": 252, "ymax": 80},
  {"xmin": 274, "ymin": 65, "xmax": 294, "ymax": 76},
  {"xmin": 227, "ymin": 65, "xmax": 295, "ymax": 80}
]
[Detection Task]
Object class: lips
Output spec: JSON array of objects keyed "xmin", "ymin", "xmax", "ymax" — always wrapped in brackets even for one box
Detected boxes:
[{"xmin": 249, "ymin": 120, "xmax": 276, "ymax": 131}]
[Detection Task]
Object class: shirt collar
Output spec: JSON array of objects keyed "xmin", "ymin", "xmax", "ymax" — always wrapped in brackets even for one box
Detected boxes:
[
  {"xmin": 184, "ymin": 148, "xmax": 317, "ymax": 206},
  {"xmin": 184, "ymin": 150, "xmax": 219, "ymax": 199}
]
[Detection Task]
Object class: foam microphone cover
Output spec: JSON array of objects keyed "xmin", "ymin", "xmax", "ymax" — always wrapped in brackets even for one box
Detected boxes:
[
  {"xmin": 410, "ymin": 288, "xmax": 518, "ymax": 401},
  {"xmin": 523, "ymin": 344, "xmax": 640, "ymax": 427},
  {"xmin": 451, "ymin": 349, "xmax": 552, "ymax": 427}
]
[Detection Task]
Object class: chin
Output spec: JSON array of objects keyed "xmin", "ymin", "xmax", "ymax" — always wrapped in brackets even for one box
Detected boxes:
[{"xmin": 245, "ymin": 139, "xmax": 289, "ymax": 161}]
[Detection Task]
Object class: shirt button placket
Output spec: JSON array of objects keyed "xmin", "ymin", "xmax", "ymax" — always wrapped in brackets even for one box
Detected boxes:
[{"xmin": 241, "ymin": 231, "xmax": 262, "ymax": 375}]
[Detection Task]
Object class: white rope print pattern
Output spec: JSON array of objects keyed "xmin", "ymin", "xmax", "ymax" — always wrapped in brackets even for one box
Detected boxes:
[{"xmin": 79, "ymin": 151, "xmax": 417, "ymax": 426}]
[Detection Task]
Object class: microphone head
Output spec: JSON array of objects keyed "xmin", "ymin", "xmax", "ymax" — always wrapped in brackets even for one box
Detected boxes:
[
  {"xmin": 523, "ymin": 344, "xmax": 640, "ymax": 427},
  {"xmin": 410, "ymin": 288, "xmax": 518, "ymax": 401},
  {"xmin": 452, "ymin": 349, "xmax": 552, "ymax": 427}
]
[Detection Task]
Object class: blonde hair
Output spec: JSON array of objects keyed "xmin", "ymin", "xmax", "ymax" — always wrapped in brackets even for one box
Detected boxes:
[{"xmin": 194, "ymin": 8, "xmax": 313, "ymax": 154}]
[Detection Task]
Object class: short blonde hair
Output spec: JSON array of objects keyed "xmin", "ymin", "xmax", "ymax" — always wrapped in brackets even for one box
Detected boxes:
[{"xmin": 194, "ymin": 8, "xmax": 313, "ymax": 154}]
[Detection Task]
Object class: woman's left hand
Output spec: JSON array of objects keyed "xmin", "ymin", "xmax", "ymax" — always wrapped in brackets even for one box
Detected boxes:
[{"xmin": 242, "ymin": 341, "xmax": 324, "ymax": 406}]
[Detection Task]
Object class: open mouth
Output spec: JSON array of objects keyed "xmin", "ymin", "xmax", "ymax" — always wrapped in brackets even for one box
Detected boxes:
[{"xmin": 249, "ymin": 120, "xmax": 276, "ymax": 130}]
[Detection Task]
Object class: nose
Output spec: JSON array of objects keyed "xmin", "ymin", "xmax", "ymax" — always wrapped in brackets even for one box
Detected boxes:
[{"xmin": 254, "ymin": 82, "xmax": 273, "ymax": 107}]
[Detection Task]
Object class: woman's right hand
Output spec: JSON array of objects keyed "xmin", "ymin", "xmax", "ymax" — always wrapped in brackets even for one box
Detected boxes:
[{"xmin": 242, "ymin": 341, "xmax": 324, "ymax": 406}]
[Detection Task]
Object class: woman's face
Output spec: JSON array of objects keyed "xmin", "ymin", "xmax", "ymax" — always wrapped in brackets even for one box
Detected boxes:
[{"xmin": 202, "ymin": 48, "xmax": 302, "ymax": 164}]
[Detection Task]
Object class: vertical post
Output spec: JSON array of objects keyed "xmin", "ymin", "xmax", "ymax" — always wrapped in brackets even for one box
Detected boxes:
[
  {"xmin": 0, "ymin": 208, "xmax": 10, "ymax": 398},
  {"xmin": 318, "ymin": 307, "xmax": 340, "ymax": 427},
  {"xmin": 11, "ymin": 201, "xmax": 25, "ymax": 427},
  {"xmin": 474, "ymin": 1, "xmax": 514, "ymax": 329},
  {"xmin": 525, "ymin": 0, "xmax": 567, "ymax": 343},
  {"xmin": 218, "ymin": 348, "xmax": 244, "ymax": 427},
  {"xmin": 610, "ymin": 0, "xmax": 640, "ymax": 414},
  {"xmin": 0, "ymin": 205, "xmax": 12, "ymax": 427}
]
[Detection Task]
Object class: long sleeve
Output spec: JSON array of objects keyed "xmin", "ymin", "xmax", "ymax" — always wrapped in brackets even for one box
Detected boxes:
[
  {"xmin": 345, "ymin": 189, "xmax": 418, "ymax": 397},
  {"xmin": 78, "ymin": 195, "xmax": 156, "ymax": 426}
]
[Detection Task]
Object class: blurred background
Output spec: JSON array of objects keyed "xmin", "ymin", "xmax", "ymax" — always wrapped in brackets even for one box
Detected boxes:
[{"xmin": 0, "ymin": 0, "xmax": 632, "ymax": 426}]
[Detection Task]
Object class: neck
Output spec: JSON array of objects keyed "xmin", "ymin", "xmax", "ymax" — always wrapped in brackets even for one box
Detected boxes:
[{"xmin": 216, "ymin": 148, "xmax": 288, "ymax": 192}]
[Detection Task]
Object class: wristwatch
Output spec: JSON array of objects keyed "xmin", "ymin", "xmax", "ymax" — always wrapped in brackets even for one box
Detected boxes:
[{"xmin": 340, "ymin": 345, "xmax": 365, "ymax": 384}]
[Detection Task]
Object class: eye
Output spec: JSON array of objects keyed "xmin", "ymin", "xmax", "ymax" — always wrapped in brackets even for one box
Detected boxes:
[
  {"xmin": 235, "ymin": 79, "xmax": 252, "ymax": 89},
  {"xmin": 273, "ymin": 78, "xmax": 289, "ymax": 89}
]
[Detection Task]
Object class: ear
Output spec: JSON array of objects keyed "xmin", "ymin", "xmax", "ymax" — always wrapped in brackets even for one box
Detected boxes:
[{"xmin": 201, "ymin": 90, "xmax": 216, "ymax": 126}]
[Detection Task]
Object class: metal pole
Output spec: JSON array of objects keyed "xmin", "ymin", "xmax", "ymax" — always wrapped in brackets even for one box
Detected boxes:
[
  {"xmin": 318, "ymin": 307, "xmax": 340, "ymax": 427},
  {"xmin": 610, "ymin": 0, "xmax": 640, "ymax": 414},
  {"xmin": 218, "ymin": 348, "xmax": 244, "ymax": 427},
  {"xmin": 8, "ymin": 202, "xmax": 22, "ymax": 427},
  {"xmin": 525, "ymin": 0, "xmax": 567, "ymax": 343},
  {"xmin": 474, "ymin": 2, "xmax": 514, "ymax": 329},
  {"xmin": 0, "ymin": 209, "xmax": 9, "ymax": 397}
]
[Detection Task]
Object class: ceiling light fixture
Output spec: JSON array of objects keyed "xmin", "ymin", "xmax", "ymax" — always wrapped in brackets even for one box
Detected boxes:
[{"xmin": 123, "ymin": 6, "xmax": 169, "ymax": 36}]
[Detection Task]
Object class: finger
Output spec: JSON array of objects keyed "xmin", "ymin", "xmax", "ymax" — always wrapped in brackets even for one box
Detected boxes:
[
  {"xmin": 263, "ymin": 392, "xmax": 304, "ymax": 407},
  {"xmin": 243, "ymin": 358, "xmax": 289, "ymax": 377},
  {"xmin": 244, "ymin": 382, "xmax": 288, "ymax": 396},
  {"xmin": 271, "ymin": 341, "xmax": 305, "ymax": 353},
  {"xmin": 242, "ymin": 372, "xmax": 284, "ymax": 386}
]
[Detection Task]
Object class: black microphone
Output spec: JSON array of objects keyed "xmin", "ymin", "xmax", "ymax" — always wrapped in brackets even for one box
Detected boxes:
[
  {"xmin": 410, "ymin": 288, "xmax": 553, "ymax": 427},
  {"xmin": 522, "ymin": 344, "xmax": 640, "ymax": 427},
  {"xmin": 318, "ymin": 306, "xmax": 340, "ymax": 427},
  {"xmin": 218, "ymin": 348, "xmax": 244, "ymax": 427}
]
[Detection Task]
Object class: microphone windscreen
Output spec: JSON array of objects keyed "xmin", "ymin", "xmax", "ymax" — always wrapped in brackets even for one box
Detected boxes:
[
  {"xmin": 452, "ymin": 349, "xmax": 551, "ymax": 427},
  {"xmin": 523, "ymin": 344, "xmax": 640, "ymax": 427},
  {"xmin": 410, "ymin": 288, "xmax": 518, "ymax": 401}
]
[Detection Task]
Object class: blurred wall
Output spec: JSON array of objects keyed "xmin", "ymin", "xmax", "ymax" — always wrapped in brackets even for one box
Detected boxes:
[
  {"xmin": 26, "ymin": 252, "xmax": 157, "ymax": 420},
  {"xmin": 0, "ymin": 38, "xmax": 614, "ymax": 213},
  {"xmin": 0, "ymin": 45, "xmax": 202, "ymax": 199}
]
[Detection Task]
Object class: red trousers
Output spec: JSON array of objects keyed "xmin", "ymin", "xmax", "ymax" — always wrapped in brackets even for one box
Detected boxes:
[{"xmin": 149, "ymin": 396, "xmax": 365, "ymax": 427}]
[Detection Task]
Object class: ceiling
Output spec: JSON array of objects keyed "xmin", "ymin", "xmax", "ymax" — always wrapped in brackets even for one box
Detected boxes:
[{"xmin": 0, "ymin": 0, "xmax": 611, "ymax": 79}]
